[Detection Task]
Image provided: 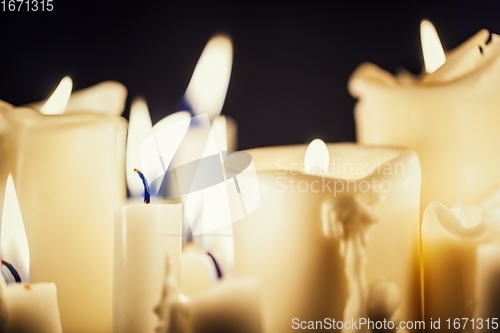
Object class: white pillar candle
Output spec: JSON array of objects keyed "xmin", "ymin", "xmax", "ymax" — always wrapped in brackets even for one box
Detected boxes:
[
  {"xmin": 0, "ymin": 80, "xmax": 127, "ymax": 332},
  {"xmin": 349, "ymin": 27, "xmax": 500, "ymax": 210},
  {"xmin": 113, "ymin": 199, "xmax": 183, "ymax": 333},
  {"xmin": 233, "ymin": 143, "xmax": 421, "ymax": 332}
]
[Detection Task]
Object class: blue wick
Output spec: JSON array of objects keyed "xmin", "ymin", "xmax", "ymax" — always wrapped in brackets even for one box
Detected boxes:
[
  {"xmin": 134, "ymin": 168, "xmax": 151, "ymax": 204},
  {"xmin": 1, "ymin": 260, "xmax": 21, "ymax": 283}
]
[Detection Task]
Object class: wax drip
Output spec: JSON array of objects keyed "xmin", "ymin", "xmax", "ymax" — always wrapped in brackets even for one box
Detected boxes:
[
  {"xmin": 1, "ymin": 260, "xmax": 21, "ymax": 283},
  {"xmin": 134, "ymin": 168, "xmax": 151, "ymax": 204},
  {"xmin": 206, "ymin": 252, "xmax": 223, "ymax": 279},
  {"xmin": 154, "ymin": 255, "xmax": 192, "ymax": 333},
  {"xmin": 322, "ymin": 192, "xmax": 379, "ymax": 333}
]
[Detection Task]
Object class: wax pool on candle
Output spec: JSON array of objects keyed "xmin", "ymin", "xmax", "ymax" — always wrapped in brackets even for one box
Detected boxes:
[
  {"xmin": 0, "ymin": 80, "xmax": 127, "ymax": 332},
  {"xmin": 233, "ymin": 143, "xmax": 421, "ymax": 333},
  {"xmin": 349, "ymin": 26, "xmax": 500, "ymax": 210}
]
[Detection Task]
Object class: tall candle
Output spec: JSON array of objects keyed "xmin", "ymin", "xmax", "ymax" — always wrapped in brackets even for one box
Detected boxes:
[
  {"xmin": 233, "ymin": 143, "xmax": 421, "ymax": 332},
  {"xmin": 349, "ymin": 26, "xmax": 500, "ymax": 210},
  {"xmin": 0, "ymin": 80, "xmax": 127, "ymax": 332},
  {"xmin": 113, "ymin": 197, "xmax": 183, "ymax": 333}
]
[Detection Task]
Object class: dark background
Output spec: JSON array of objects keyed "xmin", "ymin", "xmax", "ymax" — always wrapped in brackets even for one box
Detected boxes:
[{"xmin": 0, "ymin": 0, "xmax": 498, "ymax": 150}]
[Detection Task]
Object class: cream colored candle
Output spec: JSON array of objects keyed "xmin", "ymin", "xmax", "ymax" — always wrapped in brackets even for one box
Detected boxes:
[
  {"xmin": 349, "ymin": 26, "xmax": 500, "ymax": 210},
  {"xmin": 422, "ymin": 198, "xmax": 500, "ymax": 331},
  {"xmin": 233, "ymin": 143, "xmax": 421, "ymax": 333},
  {"xmin": 2, "ymin": 281, "xmax": 62, "ymax": 333},
  {"xmin": 173, "ymin": 278, "xmax": 263, "ymax": 333},
  {"xmin": 0, "ymin": 174, "xmax": 62, "ymax": 333},
  {"xmin": 113, "ymin": 199, "xmax": 183, "ymax": 333},
  {"xmin": 154, "ymin": 256, "xmax": 263, "ymax": 333},
  {"xmin": 0, "ymin": 80, "xmax": 127, "ymax": 332},
  {"xmin": 180, "ymin": 243, "xmax": 218, "ymax": 297}
]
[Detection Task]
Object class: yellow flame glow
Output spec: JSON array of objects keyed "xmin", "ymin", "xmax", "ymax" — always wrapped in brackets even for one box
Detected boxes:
[
  {"xmin": 420, "ymin": 20, "xmax": 446, "ymax": 74},
  {"xmin": 304, "ymin": 139, "xmax": 329, "ymax": 176},
  {"xmin": 212, "ymin": 116, "xmax": 228, "ymax": 152},
  {"xmin": 1, "ymin": 174, "xmax": 30, "ymax": 281},
  {"xmin": 185, "ymin": 35, "xmax": 232, "ymax": 120},
  {"xmin": 126, "ymin": 98, "xmax": 153, "ymax": 197},
  {"xmin": 40, "ymin": 76, "xmax": 73, "ymax": 115}
]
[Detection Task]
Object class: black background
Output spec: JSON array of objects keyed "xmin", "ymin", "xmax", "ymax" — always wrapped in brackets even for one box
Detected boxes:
[{"xmin": 0, "ymin": 0, "xmax": 498, "ymax": 149}]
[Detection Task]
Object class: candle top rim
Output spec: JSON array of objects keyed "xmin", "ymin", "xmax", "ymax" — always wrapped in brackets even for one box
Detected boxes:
[
  {"xmin": 2, "ymin": 106, "xmax": 128, "ymax": 129},
  {"xmin": 242, "ymin": 142, "xmax": 417, "ymax": 181}
]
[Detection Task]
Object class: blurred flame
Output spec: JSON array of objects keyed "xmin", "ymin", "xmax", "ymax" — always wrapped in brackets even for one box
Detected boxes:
[
  {"xmin": 126, "ymin": 98, "xmax": 153, "ymax": 197},
  {"xmin": 185, "ymin": 35, "xmax": 232, "ymax": 120},
  {"xmin": 420, "ymin": 20, "xmax": 446, "ymax": 74},
  {"xmin": 40, "ymin": 76, "xmax": 73, "ymax": 115},
  {"xmin": 305, "ymin": 139, "xmax": 329, "ymax": 176},
  {"xmin": 212, "ymin": 116, "xmax": 228, "ymax": 152},
  {"xmin": 1, "ymin": 175, "xmax": 30, "ymax": 281},
  {"xmin": 139, "ymin": 111, "xmax": 191, "ymax": 191}
]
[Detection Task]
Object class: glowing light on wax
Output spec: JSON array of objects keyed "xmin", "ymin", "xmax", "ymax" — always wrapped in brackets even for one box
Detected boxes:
[
  {"xmin": 304, "ymin": 139, "xmax": 329, "ymax": 176},
  {"xmin": 1, "ymin": 175, "xmax": 29, "ymax": 283},
  {"xmin": 40, "ymin": 76, "xmax": 73, "ymax": 115},
  {"xmin": 126, "ymin": 98, "xmax": 153, "ymax": 197},
  {"xmin": 420, "ymin": 20, "xmax": 446, "ymax": 74},
  {"xmin": 185, "ymin": 35, "xmax": 233, "ymax": 120}
]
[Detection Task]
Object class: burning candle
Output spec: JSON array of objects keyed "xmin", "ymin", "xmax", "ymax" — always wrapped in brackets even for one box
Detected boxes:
[
  {"xmin": 115, "ymin": 111, "xmax": 193, "ymax": 333},
  {"xmin": 232, "ymin": 142, "xmax": 421, "ymax": 332},
  {"xmin": 349, "ymin": 22, "xmax": 500, "ymax": 211},
  {"xmin": 0, "ymin": 174, "xmax": 62, "ymax": 333},
  {"xmin": 113, "ymin": 170, "xmax": 183, "ymax": 333},
  {"xmin": 0, "ymin": 77, "xmax": 127, "ymax": 332}
]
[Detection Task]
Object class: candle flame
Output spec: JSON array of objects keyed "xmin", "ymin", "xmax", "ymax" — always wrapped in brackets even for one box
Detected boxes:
[
  {"xmin": 420, "ymin": 20, "xmax": 446, "ymax": 74},
  {"xmin": 126, "ymin": 98, "xmax": 153, "ymax": 197},
  {"xmin": 304, "ymin": 139, "xmax": 329, "ymax": 176},
  {"xmin": 212, "ymin": 116, "xmax": 228, "ymax": 152},
  {"xmin": 40, "ymin": 76, "xmax": 73, "ymax": 115},
  {"xmin": 185, "ymin": 35, "xmax": 233, "ymax": 120},
  {"xmin": 1, "ymin": 175, "xmax": 30, "ymax": 282},
  {"xmin": 139, "ymin": 111, "xmax": 191, "ymax": 191}
]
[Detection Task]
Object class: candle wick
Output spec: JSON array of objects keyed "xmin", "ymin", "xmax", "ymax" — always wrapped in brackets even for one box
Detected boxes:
[
  {"xmin": 134, "ymin": 168, "xmax": 151, "ymax": 204},
  {"xmin": 206, "ymin": 252, "xmax": 223, "ymax": 280},
  {"xmin": 1, "ymin": 260, "xmax": 22, "ymax": 283}
]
